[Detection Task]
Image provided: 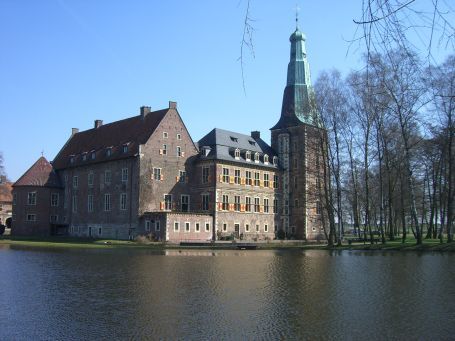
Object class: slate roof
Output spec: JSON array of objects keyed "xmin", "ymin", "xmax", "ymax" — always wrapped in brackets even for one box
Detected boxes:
[
  {"xmin": 13, "ymin": 157, "xmax": 62, "ymax": 188},
  {"xmin": 197, "ymin": 128, "xmax": 278, "ymax": 169},
  {"xmin": 53, "ymin": 109, "xmax": 169, "ymax": 170}
]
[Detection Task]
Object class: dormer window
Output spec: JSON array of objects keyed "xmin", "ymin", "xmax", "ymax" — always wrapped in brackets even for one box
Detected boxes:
[
  {"xmin": 254, "ymin": 152, "xmax": 260, "ymax": 163},
  {"xmin": 230, "ymin": 136, "xmax": 238, "ymax": 142},
  {"xmin": 273, "ymin": 156, "xmax": 278, "ymax": 166},
  {"xmin": 245, "ymin": 151, "xmax": 251, "ymax": 162},
  {"xmin": 91, "ymin": 151, "xmax": 96, "ymax": 160},
  {"xmin": 264, "ymin": 154, "xmax": 269, "ymax": 164},
  {"xmin": 106, "ymin": 148, "xmax": 112, "ymax": 157},
  {"xmin": 248, "ymin": 140, "xmax": 256, "ymax": 146},
  {"xmin": 70, "ymin": 155, "xmax": 75, "ymax": 164},
  {"xmin": 82, "ymin": 153, "xmax": 87, "ymax": 161},
  {"xmin": 234, "ymin": 149, "xmax": 240, "ymax": 159},
  {"xmin": 122, "ymin": 144, "xmax": 128, "ymax": 153}
]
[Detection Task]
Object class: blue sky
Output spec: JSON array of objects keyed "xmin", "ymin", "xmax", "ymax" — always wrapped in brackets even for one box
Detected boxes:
[{"xmin": 0, "ymin": 1, "xmax": 452, "ymax": 180}]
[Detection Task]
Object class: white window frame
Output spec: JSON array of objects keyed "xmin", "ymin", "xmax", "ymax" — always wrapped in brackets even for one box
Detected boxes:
[
  {"xmin": 195, "ymin": 222, "xmax": 200, "ymax": 233},
  {"xmin": 73, "ymin": 176, "xmax": 78, "ymax": 189},
  {"xmin": 185, "ymin": 222, "xmax": 190, "ymax": 233},
  {"xmin": 145, "ymin": 220, "xmax": 151, "ymax": 232},
  {"xmin": 27, "ymin": 192, "xmax": 37, "ymax": 205},
  {"xmin": 88, "ymin": 194, "xmax": 94, "ymax": 212},
  {"xmin": 174, "ymin": 221, "xmax": 180, "ymax": 232},
  {"xmin": 120, "ymin": 193, "xmax": 127, "ymax": 211},
  {"xmin": 51, "ymin": 193, "xmax": 59, "ymax": 207},
  {"xmin": 205, "ymin": 222, "xmax": 211, "ymax": 232},
  {"xmin": 121, "ymin": 168, "xmax": 128, "ymax": 182},
  {"xmin": 155, "ymin": 221, "xmax": 161, "ymax": 232},
  {"xmin": 88, "ymin": 172, "xmax": 94, "ymax": 187},
  {"xmin": 104, "ymin": 193, "xmax": 111, "ymax": 212},
  {"xmin": 104, "ymin": 170, "xmax": 111, "ymax": 184}
]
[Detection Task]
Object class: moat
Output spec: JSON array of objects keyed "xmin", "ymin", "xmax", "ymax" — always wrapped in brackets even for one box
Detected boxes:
[{"xmin": 0, "ymin": 245, "xmax": 454, "ymax": 340}]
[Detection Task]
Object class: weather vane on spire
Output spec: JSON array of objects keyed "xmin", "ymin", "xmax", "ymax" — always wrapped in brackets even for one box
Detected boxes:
[{"xmin": 295, "ymin": 3, "xmax": 300, "ymax": 29}]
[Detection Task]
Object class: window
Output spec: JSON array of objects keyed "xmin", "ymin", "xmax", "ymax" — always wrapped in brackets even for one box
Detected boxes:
[
  {"xmin": 155, "ymin": 221, "xmax": 161, "ymax": 231},
  {"xmin": 153, "ymin": 168, "xmax": 162, "ymax": 181},
  {"xmin": 264, "ymin": 173, "xmax": 270, "ymax": 187},
  {"xmin": 246, "ymin": 171, "xmax": 252, "ymax": 186},
  {"xmin": 27, "ymin": 192, "xmax": 37, "ymax": 205},
  {"xmin": 91, "ymin": 151, "xmax": 96, "ymax": 160},
  {"xmin": 120, "ymin": 193, "xmax": 127, "ymax": 210},
  {"xmin": 234, "ymin": 149, "xmax": 240, "ymax": 159},
  {"xmin": 245, "ymin": 197, "xmax": 251, "ymax": 212},
  {"xmin": 230, "ymin": 136, "xmax": 238, "ymax": 142},
  {"xmin": 273, "ymin": 175, "xmax": 279, "ymax": 189},
  {"xmin": 164, "ymin": 194, "xmax": 172, "ymax": 210},
  {"xmin": 273, "ymin": 199, "xmax": 278, "ymax": 214},
  {"xmin": 13, "ymin": 193, "xmax": 17, "ymax": 205},
  {"xmin": 88, "ymin": 195, "xmax": 94, "ymax": 212},
  {"xmin": 316, "ymin": 201, "xmax": 322, "ymax": 215},
  {"xmin": 222, "ymin": 168, "xmax": 229, "ymax": 183},
  {"xmin": 73, "ymin": 176, "xmax": 78, "ymax": 189},
  {"xmin": 234, "ymin": 196, "xmax": 241, "ymax": 212},
  {"xmin": 104, "ymin": 194, "xmax": 111, "ymax": 211},
  {"xmin": 122, "ymin": 145, "xmax": 128, "ymax": 153},
  {"xmin": 181, "ymin": 195, "xmax": 190, "ymax": 212},
  {"xmin": 106, "ymin": 148, "xmax": 112, "ymax": 157},
  {"xmin": 82, "ymin": 153, "xmax": 87, "ymax": 161},
  {"xmin": 185, "ymin": 222, "xmax": 190, "ymax": 232},
  {"xmin": 162, "ymin": 144, "xmax": 167, "ymax": 155},
  {"xmin": 51, "ymin": 193, "xmax": 59, "ymax": 207},
  {"xmin": 176, "ymin": 146, "xmax": 182, "ymax": 157},
  {"xmin": 202, "ymin": 167, "xmax": 210, "ymax": 184},
  {"xmin": 70, "ymin": 156, "xmax": 74, "ymax": 164},
  {"xmin": 72, "ymin": 195, "xmax": 77, "ymax": 213},
  {"xmin": 179, "ymin": 170, "xmax": 186, "ymax": 183},
  {"xmin": 254, "ymin": 153, "xmax": 260, "ymax": 162},
  {"xmin": 245, "ymin": 224, "xmax": 250, "ymax": 232},
  {"xmin": 284, "ymin": 200, "xmax": 289, "ymax": 215},
  {"xmin": 254, "ymin": 172, "xmax": 260, "ymax": 186},
  {"xmin": 50, "ymin": 215, "xmax": 58, "ymax": 223},
  {"xmin": 202, "ymin": 194, "xmax": 209, "ymax": 211},
  {"xmin": 104, "ymin": 170, "xmax": 111, "ymax": 184},
  {"xmin": 222, "ymin": 195, "xmax": 229, "ymax": 211},
  {"xmin": 273, "ymin": 156, "xmax": 278, "ymax": 166},
  {"xmin": 26, "ymin": 214, "xmax": 36, "ymax": 222},
  {"xmin": 122, "ymin": 168, "xmax": 128, "ymax": 182},
  {"xmin": 234, "ymin": 169, "xmax": 241, "ymax": 184},
  {"xmin": 205, "ymin": 222, "xmax": 210, "ymax": 232},
  {"xmin": 295, "ymin": 199, "xmax": 299, "ymax": 208},
  {"xmin": 177, "ymin": 133, "xmax": 181, "ymax": 140},
  {"xmin": 249, "ymin": 140, "xmax": 256, "ymax": 146},
  {"xmin": 145, "ymin": 220, "xmax": 151, "ymax": 232},
  {"xmin": 264, "ymin": 154, "xmax": 269, "ymax": 164},
  {"xmin": 256, "ymin": 224, "xmax": 260, "ymax": 232},
  {"xmin": 246, "ymin": 151, "xmax": 251, "ymax": 161},
  {"xmin": 223, "ymin": 223, "xmax": 227, "ymax": 232},
  {"xmin": 264, "ymin": 198, "xmax": 269, "ymax": 213},
  {"xmin": 254, "ymin": 197, "xmax": 260, "ymax": 212},
  {"xmin": 163, "ymin": 132, "xmax": 168, "ymax": 138},
  {"xmin": 88, "ymin": 172, "xmax": 94, "ymax": 187},
  {"xmin": 195, "ymin": 223, "xmax": 200, "ymax": 232},
  {"xmin": 174, "ymin": 222, "xmax": 179, "ymax": 232},
  {"xmin": 264, "ymin": 224, "xmax": 269, "ymax": 232}
]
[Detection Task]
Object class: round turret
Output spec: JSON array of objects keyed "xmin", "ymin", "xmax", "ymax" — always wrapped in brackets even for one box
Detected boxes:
[{"xmin": 290, "ymin": 29, "xmax": 305, "ymax": 42}]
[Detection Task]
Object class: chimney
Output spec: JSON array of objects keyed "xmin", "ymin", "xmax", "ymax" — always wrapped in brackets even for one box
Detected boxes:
[
  {"xmin": 169, "ymin": 101, "xmax": 177, "ymax": 109},
  {"xmin": 94, "ymin": 120, "xmax": 103, "ymax": 129},
  {"xmin": 251, "ymin": 131, "xmax": 260, "ymax": 139},
  {"xmin": 140, "ymin": 106, "xmax": 151, "ymax": 118},
  {"xmin": 71, "ymin": 128, "xmax": 79, "ymax": 136}
]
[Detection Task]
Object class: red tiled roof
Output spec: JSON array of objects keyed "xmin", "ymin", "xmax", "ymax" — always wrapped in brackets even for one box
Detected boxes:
[
  {"xmin": 0, "ymin": 181, "xmax": 13, "ymax": 202},
  {"xmin": 13, "ymin": 157, "xmax": 62, "ymax": 188},
  {"xmin": 52, "ymin": 109, "xmax": 169, "ymax": 170}
]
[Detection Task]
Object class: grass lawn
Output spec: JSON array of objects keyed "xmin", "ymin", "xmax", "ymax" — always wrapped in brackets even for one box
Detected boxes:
[{"xmin": 0, "ymin": 235, "xmax": 453, "ymax": 251}]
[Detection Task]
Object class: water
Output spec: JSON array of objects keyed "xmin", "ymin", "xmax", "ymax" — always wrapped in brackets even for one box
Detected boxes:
[{"xmin": 0, "ymin": 245, "xmax": 454, "ymax": 340}]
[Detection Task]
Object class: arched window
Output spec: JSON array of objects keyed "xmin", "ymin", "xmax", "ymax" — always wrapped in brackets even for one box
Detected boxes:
[
  {"xmin": 246, "ymin": 151, "xmax": 251, "ymax": 161},
  {"xmin": 234, "ymin": 149, "xmax": 240, "ymax": 159},
  {"xmin": 254, "ymin": 153, "xmax": 260, "ymax": 163},
  {"xmin": 264, "ymin": 154, "xmax": 269, "ymax": 164}
]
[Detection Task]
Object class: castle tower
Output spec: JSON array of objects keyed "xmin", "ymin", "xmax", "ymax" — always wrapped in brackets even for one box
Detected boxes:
[{"xmin": 271, "ymin": 22, "xmax": 326, "ymax": 240}]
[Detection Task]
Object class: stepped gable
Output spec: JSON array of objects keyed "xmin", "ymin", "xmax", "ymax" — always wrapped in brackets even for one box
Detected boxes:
[
  {"xmin": 13, "ymin": 156, "xmax": 62, "ymax": 188},
  {"xmin": 197, "ymin": 128, "xmax": 278, "ymax": 169},
  {"xmin": 53, "ymin": 108, "xmax": 169, "ymax": 170}
]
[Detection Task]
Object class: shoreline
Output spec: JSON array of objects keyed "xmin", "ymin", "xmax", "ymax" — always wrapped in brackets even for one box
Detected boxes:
[{"xmin": 1, "ymin": 236, "xmax": 454, "ymax": 252}]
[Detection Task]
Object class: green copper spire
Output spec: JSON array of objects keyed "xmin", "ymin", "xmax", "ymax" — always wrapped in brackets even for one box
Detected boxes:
[{"xmin": 271, "ymin": 21, "xmax": 321, "ymax": 130}]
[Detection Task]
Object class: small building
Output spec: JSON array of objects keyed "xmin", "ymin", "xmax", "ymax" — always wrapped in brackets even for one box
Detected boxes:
[
  {"xmin": 11, "ymin": 157, "xmax": 63, "ymax": 236},
  {"xmin": 0, "ymin": 175, "xmax": 13, "ymax": 228}
]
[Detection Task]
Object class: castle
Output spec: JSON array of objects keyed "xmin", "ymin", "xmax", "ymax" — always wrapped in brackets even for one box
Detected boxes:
[{"xmin": 12, "ymin": 25, "xmax": 327, "ymax": 242}]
